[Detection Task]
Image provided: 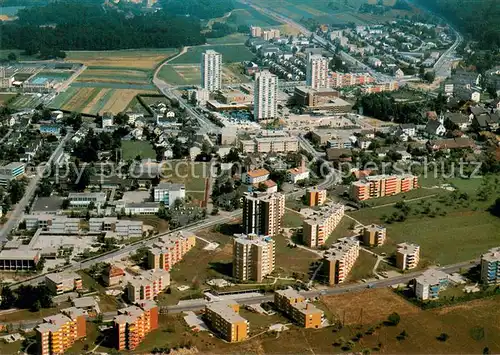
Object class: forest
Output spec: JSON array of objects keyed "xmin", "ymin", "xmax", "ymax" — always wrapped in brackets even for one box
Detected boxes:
[
  {"xmin": 417, "ymin": 0, "xmax": 500, "ymax": 49},
  {"xmin": 0, "ymin": 0, "xmax": 235, "ymax": 53}
]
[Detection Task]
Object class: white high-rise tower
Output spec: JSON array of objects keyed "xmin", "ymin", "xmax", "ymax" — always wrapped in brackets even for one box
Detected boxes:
[
  {"xmin": 253, "ymin": 70, "xmax": 278, "ymax": 121},
  {"xmin": 201, "ymin": 50, "xmax": 222, "ymax": 92},
  {"xmin": 306, "ymin": 53, "xmax": 329, "ymax": 89}
]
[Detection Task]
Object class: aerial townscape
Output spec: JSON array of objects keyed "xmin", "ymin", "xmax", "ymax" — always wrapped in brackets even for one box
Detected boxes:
[{"xmin": 0, "ymin": 0, "xmax": 499, "ymax": 353}]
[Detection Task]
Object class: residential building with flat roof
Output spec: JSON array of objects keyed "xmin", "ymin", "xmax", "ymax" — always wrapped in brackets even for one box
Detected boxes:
[
  {"xmin": 114, "ymin": 301, "xmax": 158, "ymax": 351},
  {"xmin": 242, "ymin": 192, "xmax": 285, "ymax": 237},
  {"xmin": 205, "ymin": 300, "xmax": 249, "ymax": 342},
  {"xmin": 232, "ymin": 234, "xmax": 275, "ymax": 282},
  {"xmin": 302, "ymin": 203, "xmax": 345, "ymax": 248},
  {"xmin": 153, "ymin": 183, "xmax": 186, "ymax": 207},
  {"xmin": 306, "ymin": 53, "xmax": 329, "ymax": 90},
  {"xmin": 36, "ymin": 309, "xmax": 86, "ymax": 355},
  {"xmin": 306, "ymin": 186, "xmax": 327, "ymax": 206},
  {"xmin": 254, "ymin": 70, "xmax": 278, "ymax": 120},
  {"xmin": 240, "ymin": 135, "xmax": 299, "ymax": 154},
  {"xmin": 274, "ymin": 289, "xmax": 324, "ymax": 328},
  {"xmin": 322, "ymin": 237, "xmax": 360, "ymax": 285},
  {"xmin": 202, "ymin": 50, "xmax": 222, "ymax": 92},
  {"xmin": 45, "ymin": 272, "xmax": 83, "ymax": 295},
  {"xmin": 362, "ymin": 224, "xmax": 386, "ymax": 247},
  {"xmin": 126, "ymin": 269, "xmax": 170, "ymax": 303},
  {"xmin": 68, "ymin": 192, "xmax": 107, "ymax": 207},
  {"xmin": 480, "ymin": 247, "xmax": 500, "ymax": 284},
  {"xmin": 414, "ymin": 269, "xmax": 450, "ymax": 300},
  {"xmin": 0, "ymin": 249, "xmax": 40, "ymax": 271},
  {"xmin": 350, "ymin": 174, "xmax": 418, "ymax": 201},
  {"xmin": 147, "ymin": 231, "xmax": 196, "ymax": 271},
  {"xmin": 396, "ymin": 242, "xmax": 420, "ymax": 270}
]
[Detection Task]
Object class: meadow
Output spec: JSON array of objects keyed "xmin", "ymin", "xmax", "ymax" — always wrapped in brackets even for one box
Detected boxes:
[
  {"xmin": 169, "ymin": 44, "xmax": 254, "ymax": 65},
  {"xmin": 121, "ymin": 140, "xmax": 156, "ymax": 161}
]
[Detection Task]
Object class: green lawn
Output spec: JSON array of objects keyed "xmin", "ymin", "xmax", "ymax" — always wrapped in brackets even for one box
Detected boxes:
[
  {"xmin": 283, "ymin": 210, "xmax": 303, "ymax": 228},
  {"xmin": 157, "ymin": 64, "xmax": 201, "ymax": 86},
  {"xmin": 0, "ymin": 93, "xmax": 17, "ymax": 105},
  {"xmin": 364, "ymin": 188, "xmax": 440, "ymax": 207},
  {"xmin": 347, "ymin": 249, "xmax": 377, "ymax": 281},
  {"xmin": 206, "ymin": 33, "xmax": 248, "ymax": 44},
  {"xmin": 121, "ymin": 140, "xmax": 156, "ymax": 160},
  {"xmin": 163, "ymin": 161, "xmax": 208, "ymax": 191},
  {"xmin": 169, "ymin": 44, "xmax": 254, "ymax": 64}
]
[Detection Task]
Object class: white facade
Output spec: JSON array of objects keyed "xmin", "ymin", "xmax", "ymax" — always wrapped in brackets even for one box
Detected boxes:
[
  {"xmin": 201, "ymin": 50, "xmax": 222, "ymax": 92},
  {"xmin": 153, "ymin": 183, "xmax": 186, "ymax": 207},
  {"xmin": 254, "ymin": 70, "xmax": 278, "ymax": 120},
  {"xmin": 306, "ymin": 53, "xmax": 329, "ymax": 89}
]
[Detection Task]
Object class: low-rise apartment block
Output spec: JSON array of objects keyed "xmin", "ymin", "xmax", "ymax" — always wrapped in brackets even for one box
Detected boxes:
[
  {"xmin": 126, "ymin": 269, "xmax": 170, "ymax": 303},
  {"xmin": 274, "ymin": 289, "xmax": 324, "ymax": 328},
  {"xmin": 480, "ymin": 247, "xmax": 500, "ymax": 284},
  {"xmin": 305, "ymin": 186, "xmax": 327, "ymax": 206},
  {"xmin": 232, "ymin": 234, "xmax": 275, "ymax": 282},
  {"xmin": 25, "ymin": 215, "xmax": 80, "ymax": 234},
  {"xmin": 36, "ymin": 308, "xmax": 86, "ymax": 355},
  {"xmin": 153, "ymin": 183, "xmax": 186, "ymax": 207},
  {"xmin": 322, "ymin": 237, "xmax": 360, "ymax": 285},
  {"xmin": 414, "ymin": 269, "xmax": 450, "ymax": 300},
  {"xmin": 0, "ymin": 249, "xmax": 40, "ymax": 271},
  {"xmin": 302, "ymin": 203, "xmax": 345, "ymax": 248},
  {"xmin": 68, "ymin": 192, "xmax": 107, "ymax": 208},
  {"xmin": 350, "ymin": 174, "xmax": 419, "ymax": 201},
  {"xmin": 114, "ymin": 300, "xmax": 159, "ymax": 351},
  {"xmin": 242, "ymin": 191, "xmax": 285, "ymax": 237},
  {"xmin": 239, "ymin": 135, "xmax": 299, "ymax": 153},
  {"xmin": 45, "ymin": 272, "xmax": 83, "ymax": 295},
  {"xmin": 361, "ymin": 224, "xmax": 386, "ymax": 247},
  {"xmin": 396, "ymin": 242, "xmax": 420, "ymax": 270},
  {"xmin": 147, "ymin": 231, "xmax": 196, "ymax": 271},
  {"xmin": 205, "ymin": 300, "xmax": 249, "ymax": 342}
]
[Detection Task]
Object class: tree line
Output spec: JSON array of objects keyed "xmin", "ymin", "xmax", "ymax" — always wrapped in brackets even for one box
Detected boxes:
[{"xmin": 0, "ymin": 1, "xmax": 207, "ymax": 53}]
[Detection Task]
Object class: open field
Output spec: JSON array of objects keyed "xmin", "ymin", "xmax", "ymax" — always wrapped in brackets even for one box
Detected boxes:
[
  {"xmin": 226, "ymin": 6, "xmax": 283, "ymax": 27},
  {"xmin": 348, "ymin": 176, "xmax": 500, "ymax": 266},
  {"xmin": 65, "ymin": 49, "xmax": 178, "ymax": 70},
  {"xmin": 50, "ymin": 86, "xmax": 158, "ymax": 115},
  {"xmin": 139, "ymin": 291, "xmax": 500, "ymax": 354},
  {"xmin": 363, "ymin": 187, "xmax": 440, "ymax": 207},
  {"xmin": 347, "ymin": 249, "xmax": 377, "ymax": 281},
  {"xmin": 283, "ymin": 209, "xmax": 303, "ymax": 228},
  {"xmin": 163, "ymin": 161, "xmax": 209, "ymax": 192},
  {"xmin": 76, "ymin": 68, "xmax": 150, "ymax": 85},
  {"xmin": 169, "ymin": 44, "xmax": 254, "ymax": 65},
  {"xmin": 206, "ymin": 33, "xmax": 248, "ymax": 45},
  {"xmin": 121, "ymin": 140, "xmax": 156, "ymax": 161},
  {"xmin": 159, "ymin": 62, "xmax": 250, "ymax": 86}
]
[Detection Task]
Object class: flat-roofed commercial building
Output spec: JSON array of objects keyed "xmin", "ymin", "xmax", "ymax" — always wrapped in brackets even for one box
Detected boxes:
[
  {"xmin": 114, "ymin": 300, "xmax": 158, "ymax": 351},
  {"xmin": 0, "ymin": 249, "xmax": 40, "ymax": 271},
  {"xmin": 396, "ymin": 242, "xmax": 420, "ymax": 270},
  {"xmin": 242, "ymin": 192, "xmax": 285, "ymax": 237},
  {"xmin": 362, "ymin": 224, "xmax": 386, "ymax": 247},
  {"xmin": 322, "ymin": 237, "xmax": 360, "ymax": 285},
  {"xmin": 274, "ymin": 289, "xmax": 324, "ymax": 328},
  {"xmin": 480, "ymin": 247, "xmax": 500, "ymax": 284},
  {"xmin": 68, "ymin": 192, "xmax": 107, "ymax": 208},
  {"xmin": 36, "ymin": 308, "xmax": 86, "ymax": 355},
  {"xmin": 126, "ymin": 269, "xmax": 170, "ymax": 303},
  {"xmin": 45, "ymin": 272, "xmax": 83, "ymax": 295},
  {"xmin": 205, "ymin": 300, "xmax": 249, "ymax": 342},
  {"xmin": 153, "ymin": 183, "xmax": 186, "ymax": 207},
  {"xmin": 232, "ymin": 234, "xmax": 275, "ymax": 282},
  {"xmin": 147, "ymin": 231, "xmax": 196, "ymax": 271},
  {"xmin": 302, "ymin": 203, "xmax": 345, "ymax": 248},
  {"xmin": 350, "ymin": 174, "xmax": 418, "ymax": 201},
  {"xmin": 25, "ymin": 215, "xmax": 80, "ymax": 234},
  {"xmin": 305, "ymin": 186, "xmax": 327, "ymax": 206}
]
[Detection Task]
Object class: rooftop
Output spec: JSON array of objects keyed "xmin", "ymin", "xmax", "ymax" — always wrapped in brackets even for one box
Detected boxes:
[
  {"xmin": 206, "ymin": 300, "xmax": 247, "ymax": 324},
  {"xmin": 246, "ymin": 168, "xmax": 270, "ymax": 178},
  {"xmin": 45, "ymin": 271, "xmax": 81, "ymax": 284},
  {"xmin": 397, "ymin": 242, "xmax": 420, "ymax": 255},
  {"xmin": 31, "ymin": 197, "xmax": 63, "ymax": 213},
  {"xmin": 0, "ymin": 249, "xmax": 40, "ymax": 260}
]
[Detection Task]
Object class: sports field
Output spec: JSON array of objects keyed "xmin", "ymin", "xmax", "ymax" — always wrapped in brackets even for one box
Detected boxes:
[
  {"xmin": 49, "ymin": 86, "xmax": 158, "ymax": 115},
  {"xmin": 9, "ymin": 94, "xmax": 44, "ymax": 110},
  {"xmin": 0, "ymin": 93, "xmax": 16, "ymax": 105}
]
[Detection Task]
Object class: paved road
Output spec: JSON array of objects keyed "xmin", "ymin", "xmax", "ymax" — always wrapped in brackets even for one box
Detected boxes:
[
  {"xmin": 0, "ymin": 132, "xmax": 72, "ymax": 241},
  {"xmin": 164, "ymin": 259, "xmax": 477, "ymax": 313},
  {"xmin": 10, "ymin": 210, "xmax": 242, "ymax": 289}
]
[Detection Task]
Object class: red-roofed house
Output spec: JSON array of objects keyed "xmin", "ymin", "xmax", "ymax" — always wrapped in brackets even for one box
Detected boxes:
[
  {"xmin": 254, "ymin": 179, "xmax": 278, "ymax": 193},
  {"xmin": 287, "ymin": 161, "xmax": 310, "ymax": 183},
  {"xmin": 244, "ymin": 168, "xmax": 270, "ymax": 184},
  {"xmin": 103, "ymin": 265, "xmax": 125, "ymax": 286}
]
